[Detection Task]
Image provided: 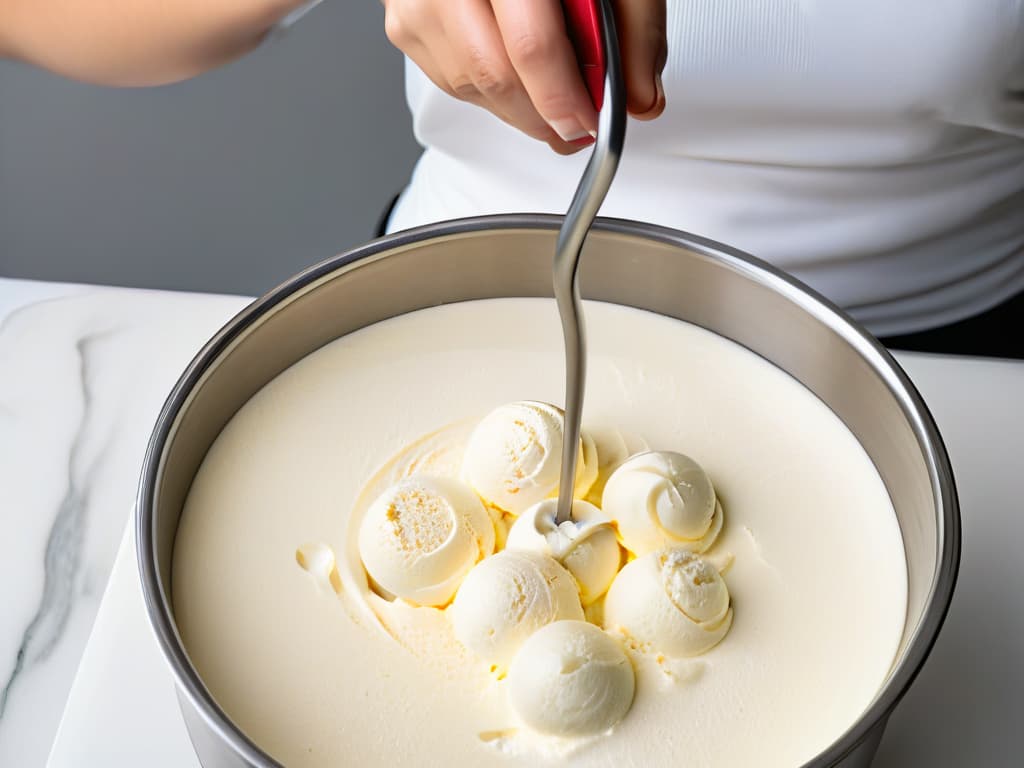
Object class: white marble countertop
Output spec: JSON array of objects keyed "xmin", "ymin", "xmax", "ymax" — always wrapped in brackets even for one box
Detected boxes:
[
  {"xmin": 0, "ymin": 278, "xmax": 248, "ymax": 766},
  {"xmin": 1, "ymin": 276, "xmax": 1021, "ymax": 767}
]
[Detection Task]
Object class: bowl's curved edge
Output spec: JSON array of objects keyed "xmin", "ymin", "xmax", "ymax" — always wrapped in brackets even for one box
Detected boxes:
[{"xmin": 135, "ymin": 213, "xmax": 962, "ymax": 768}]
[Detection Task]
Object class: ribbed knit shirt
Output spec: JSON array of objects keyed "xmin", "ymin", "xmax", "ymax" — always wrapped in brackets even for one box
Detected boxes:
[{"xmin": 389, "ymin": 0, "xmax": 1024, "ymax": 335}]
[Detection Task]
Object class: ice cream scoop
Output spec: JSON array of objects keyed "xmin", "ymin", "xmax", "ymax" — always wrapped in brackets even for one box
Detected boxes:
[
  {"xmin": 552, "ymin": 0, "xmax": 627, "ymax": 531},
  {"xmin": 450, "ymin": 551, "xmax": 584, "ymax": 673},
  {"xmin": 461, "ymin": 401, "xmax": 597, "ymax": 515},
  {"xmin": 602, "ymin": 450, "xmax": 723, "ymax": 556},
  {"xmin": 507, "ymin": 620, "xmax": 635, "ymax": 737},
  {"xmin": 357, "ymin": 475, "xmax": 495, "ymax": 607},
  {"xmin": 603, "ymin": 547, "xmax": 732, "ymax": 657},
  {"xmin": 505, "ymin": 499, "xmax": 621, "ymax": 605}
]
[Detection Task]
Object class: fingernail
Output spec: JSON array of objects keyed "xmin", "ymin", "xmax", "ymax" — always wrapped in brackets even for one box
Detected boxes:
[
  {"xmin": 549, "ymin": 118, "xmax": 589, "ymax": 143},
  {"xmin": 571, "ymin": 135, "xmax": 596, "ymax": 148},
  {"xmin": 635, "ymin": 74, "xmax": 665, "ymax": 117},
  {"xmin": 587, "ymin": 129, "xmax": 597, "ymax": 138}
]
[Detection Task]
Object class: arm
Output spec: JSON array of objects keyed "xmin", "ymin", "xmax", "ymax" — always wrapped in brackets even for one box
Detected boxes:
[{"xmin": 0, "ymin": 0, "xmax": 312, "ymax": 86}]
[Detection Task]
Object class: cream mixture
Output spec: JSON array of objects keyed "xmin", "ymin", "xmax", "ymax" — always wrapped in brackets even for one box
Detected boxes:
[{"xmin": 173, "ymin": 298, "xmax": 907, "ymax": 767}]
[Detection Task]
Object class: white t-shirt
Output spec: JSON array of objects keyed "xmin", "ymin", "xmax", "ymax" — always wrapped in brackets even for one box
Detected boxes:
[{"xmin": 387, "ymin": 0, "xmax": 1024, "ymax": 336}]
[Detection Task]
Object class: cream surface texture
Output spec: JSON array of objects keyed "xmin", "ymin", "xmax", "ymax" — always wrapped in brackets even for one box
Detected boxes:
[{"xmin": 173, "ymin": 298, "xmax": 907, "ymax": 767}]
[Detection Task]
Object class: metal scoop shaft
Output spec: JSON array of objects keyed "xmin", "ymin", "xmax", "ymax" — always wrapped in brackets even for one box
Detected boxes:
[{"xmin": 554, "ymin": 0, "xmax": 626, "ymax": 525}]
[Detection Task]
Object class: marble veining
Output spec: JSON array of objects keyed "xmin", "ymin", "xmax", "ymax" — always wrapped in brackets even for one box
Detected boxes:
[{"xmin": 1, "ymin": 333, "xmax": 104, "ymax": 720}]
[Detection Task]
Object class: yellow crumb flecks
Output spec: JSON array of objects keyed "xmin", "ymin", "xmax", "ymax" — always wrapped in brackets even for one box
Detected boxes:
[{"xmin": 385, "ymin": 488, "xmax": 455, "ymax": 555}]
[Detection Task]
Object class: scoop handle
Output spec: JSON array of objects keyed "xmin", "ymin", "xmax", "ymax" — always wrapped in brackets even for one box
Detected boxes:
[{"xmin": 563, "ymin": 0, "xmax": 606, "ymax": 110}]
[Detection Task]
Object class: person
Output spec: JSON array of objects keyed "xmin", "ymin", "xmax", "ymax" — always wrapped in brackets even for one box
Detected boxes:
[{"xmin": 2, "ymin": 1, "xmax": 1022, "ymax": 357}]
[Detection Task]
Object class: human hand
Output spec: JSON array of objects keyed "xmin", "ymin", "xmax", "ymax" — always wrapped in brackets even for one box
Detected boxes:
[{"xmin": 383, "ymin": 0, "xmax": 667, "ymax": 154}]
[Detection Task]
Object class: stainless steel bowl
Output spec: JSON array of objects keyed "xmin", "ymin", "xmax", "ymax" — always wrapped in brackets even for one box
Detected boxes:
[{"xmin": 136, "ymin": 215, "xmax": 960, "ymax": 767}]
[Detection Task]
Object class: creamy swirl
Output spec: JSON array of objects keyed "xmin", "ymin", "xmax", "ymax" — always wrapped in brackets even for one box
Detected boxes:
[
  {"xmin": 602, "ymin": 451, "xmax": 723, "ymax": 556},
  {"xmin": 450, "ymin": 550, "xmax": 584, "ymax": 673},
  {"xmin": 505, "ymin": 499, "xmax": 621, "ymax": 606},
  {"xmin": 357, "ymin": 475, "xmax": 495, "ymax": 607},
  {"xmin": 603, "ymin": 547, "xmax": 732, "ymax": 657},
  {"xmin": 507, "ymin": 620, "xmax": 635, "ymax": 737},
  {"xmin": 460, "ymin": 401, "xmax": 597, "ymax": 514}
]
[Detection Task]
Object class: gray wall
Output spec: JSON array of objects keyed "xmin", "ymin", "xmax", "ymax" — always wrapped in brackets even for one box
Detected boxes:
[{"xmin": 0, "ymin": 3, "xmax": 421, "ymax": 297}]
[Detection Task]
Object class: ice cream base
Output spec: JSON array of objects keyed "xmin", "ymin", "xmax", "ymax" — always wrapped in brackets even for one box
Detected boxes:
[{"xmin": 172, "ymin": 298, "xmax": 907, "ymax": 767}]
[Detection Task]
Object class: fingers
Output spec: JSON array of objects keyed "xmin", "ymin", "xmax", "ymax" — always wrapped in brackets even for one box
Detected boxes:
[
  {"xmin": 443, "ymin": 0, "xmax": 563, "ymax": 144},
  {"xmin": 385, "ymin": 0, "xmax": 589, "ymax": 152},
  {"xmin": 491, "ymin": 0, "xmax": 598, "ymax": 142},
  {"xmin": 383, "ymin": 0, "xmax": 452, "ymax": 94},
  {"xmin": 613, "ymin": 0, "xmax": 667, "ymax": 119},
  {"xmin": 385, "ymin": 0, "xmax": 605, "ymax": 152}
]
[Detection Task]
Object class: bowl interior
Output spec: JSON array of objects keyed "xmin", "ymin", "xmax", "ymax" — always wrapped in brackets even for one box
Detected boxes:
[{"xmin": 140, "ymin": 216, "xmax": 958, "ymax": 767}]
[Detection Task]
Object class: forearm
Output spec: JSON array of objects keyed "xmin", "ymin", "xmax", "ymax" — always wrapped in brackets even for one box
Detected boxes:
[{"xmin": 0, "ymin": 0, "xmax": 310, "ymax": 86}]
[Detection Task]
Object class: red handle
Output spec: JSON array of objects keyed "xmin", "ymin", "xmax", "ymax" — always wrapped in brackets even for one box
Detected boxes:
[{"xmin": 563, "ymin": 0, "xmax": 605, "ymax": 110}]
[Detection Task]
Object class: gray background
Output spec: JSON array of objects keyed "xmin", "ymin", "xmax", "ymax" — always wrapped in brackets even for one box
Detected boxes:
[{"xmin": 0, "ymin": 2, "xmax": 420, "ymax": 297}]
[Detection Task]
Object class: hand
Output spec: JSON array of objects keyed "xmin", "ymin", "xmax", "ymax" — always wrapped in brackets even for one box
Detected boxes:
[{"xmin": 383, "ymin": 0, "xmax": 667, "ymax": 154}]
